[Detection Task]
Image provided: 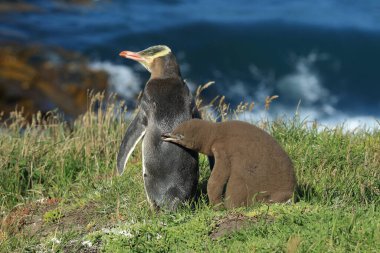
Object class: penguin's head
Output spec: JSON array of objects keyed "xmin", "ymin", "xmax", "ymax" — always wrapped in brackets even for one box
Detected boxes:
[{"xmin": 119, "ymin": 45, "xmax": 180, "ymax": 77}]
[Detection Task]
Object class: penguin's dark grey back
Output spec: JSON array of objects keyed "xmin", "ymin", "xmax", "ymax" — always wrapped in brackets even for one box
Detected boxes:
[{"xmin": 142, "ymin": 77, "xmax": 192, "ymax": 130}]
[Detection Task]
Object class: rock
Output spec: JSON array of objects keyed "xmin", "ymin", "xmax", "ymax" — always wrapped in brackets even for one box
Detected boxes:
[
  {"xmin": 0, "ymin": 0, "xmax": 95, "ymax": 13},
  {"xmin": 0, "ymin": 1, "xmax": 40, "ymax": 13},
  {"xmin": 0, "ymin": 43, "xmax": 108, "ymax": 120}
]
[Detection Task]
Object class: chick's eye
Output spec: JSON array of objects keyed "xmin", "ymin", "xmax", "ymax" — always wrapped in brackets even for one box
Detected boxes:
[{"xmin": 179, "ymin": 134, "xmax": 184, "ymax": 139}]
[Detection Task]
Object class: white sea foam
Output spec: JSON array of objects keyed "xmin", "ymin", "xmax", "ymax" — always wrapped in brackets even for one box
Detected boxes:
[
  {"xmin": 89, "ymin": 61, "xmax": 142, "ymax": 100},
  {"xmin": 320, "ymin": 115, "xmax": 379, "ymax": 131},
  {"xmin": 277, "ymin": 52, "xmax": 334, "ymax": 106},
  {"xmin": 228, "ymin": 80, "xmax": 252, "ymax": 99},
  {"xmin": 232, "ymin": 52, "xmax": 379, "ymax": 131},
  {"xmin": 235, "ymin": 103, "xmax": 380, "ymax": 132}
]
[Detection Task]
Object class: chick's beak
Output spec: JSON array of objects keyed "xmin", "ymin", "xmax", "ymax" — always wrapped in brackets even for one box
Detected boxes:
[
  {"xmin": 119, "ymin": 51, "xmax": 144, "ymax": 62},
  {"xmin": 161, "ymin": 133, "xmax": 180, "ymax": 142}
]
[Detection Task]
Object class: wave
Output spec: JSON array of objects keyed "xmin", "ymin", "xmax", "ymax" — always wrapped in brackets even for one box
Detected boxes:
[
  {"xmin": 277, "ymin": 52, "xmax": 331, "ymax": 104},
  {"xmin": 220, "ymin": 52, "xmax": 338, "ymax": 115},
  {"xmin": 87, "ymin": 53, "xmax": 379, "ymax": 131},
  {"xmin": 236, "ymin": 108, "xmax": 379, "ymax": 132},
  {"xmin": 215, "ymin": 51, "xmax": 379, "ymax": 130},
  {"xmin": 89, "ymin": 61, "xmax": 142, "ymax": 101},
  {"xmin": 26, "ymin": 1, "xmax": 378, "ymax": 35}
]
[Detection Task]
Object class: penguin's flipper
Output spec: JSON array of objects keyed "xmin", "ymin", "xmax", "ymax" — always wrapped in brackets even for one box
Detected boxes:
[{"xmin": 117, "ymin": 109, "xmax": 147, "ymax": 175}]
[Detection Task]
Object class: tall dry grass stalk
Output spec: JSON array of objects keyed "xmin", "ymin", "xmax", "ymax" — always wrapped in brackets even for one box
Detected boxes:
[
  {"xmin": 0, "ymin": 92, "xmax": 129, "ymax": 209},
  {"xmin": 194, "ymin": 81, "xmax": 257, "ymax": 122}
]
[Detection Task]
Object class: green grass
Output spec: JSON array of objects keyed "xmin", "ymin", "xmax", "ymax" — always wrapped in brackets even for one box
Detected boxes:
[{"xmin": 0, "ymin": 94, "xmax": 379, "ymax": 252}]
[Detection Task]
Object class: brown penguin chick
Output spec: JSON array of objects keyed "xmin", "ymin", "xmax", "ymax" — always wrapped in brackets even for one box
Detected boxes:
[{"xmin": 162, "ymin": 119, "xmax": 297, "ymax": 209}]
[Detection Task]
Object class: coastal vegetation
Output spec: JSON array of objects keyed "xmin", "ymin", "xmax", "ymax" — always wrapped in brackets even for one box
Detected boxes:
[{"xmin": 0, "ymin": 92, "xmax": 379, "ymax": 252}]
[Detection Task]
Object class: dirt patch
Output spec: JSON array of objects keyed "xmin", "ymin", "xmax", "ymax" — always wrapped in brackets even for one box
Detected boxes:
[
  {"xmin": 209, "ymin": 213, "xmax": 274, "ymax": 240},
  {"xmin": 1, "ymin": 199, "xmax": 106, "ymax": 238},
  {"xmin": 1, "ymin": 198, "xmax": 60, "ymax": 235},
  {"xmin": 54, "ymin": 201, "xmax": 104, "ymax": 235}
]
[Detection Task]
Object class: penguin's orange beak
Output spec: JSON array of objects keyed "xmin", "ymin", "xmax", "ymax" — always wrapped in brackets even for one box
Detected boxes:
[
  {"xmin": 119, "ymin": 50, "xmax": 153, "ymax": 72},
  {"xmin": 119, "ymin": 51, "xmax": 144, "ymax": 62}
]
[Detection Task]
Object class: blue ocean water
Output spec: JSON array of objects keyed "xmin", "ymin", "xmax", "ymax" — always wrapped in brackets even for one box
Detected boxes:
[{"xmin": 1, "ymin": 0, "xmax": 380, "ymax": 128}]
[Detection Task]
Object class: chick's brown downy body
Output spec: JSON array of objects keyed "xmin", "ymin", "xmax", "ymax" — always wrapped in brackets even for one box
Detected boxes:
[{"xmin": 162, "ymin": 119, "xmax": 297, "ymax": 209}]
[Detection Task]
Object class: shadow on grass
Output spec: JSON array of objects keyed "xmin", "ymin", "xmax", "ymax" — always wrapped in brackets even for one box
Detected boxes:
[
  {"xmin": 196, "ymin": 179, "xmax": 318, "ymax": 206},
  {"xmin": 295, "ymin": 183, "xmax": 317, "ymax": 203}
]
